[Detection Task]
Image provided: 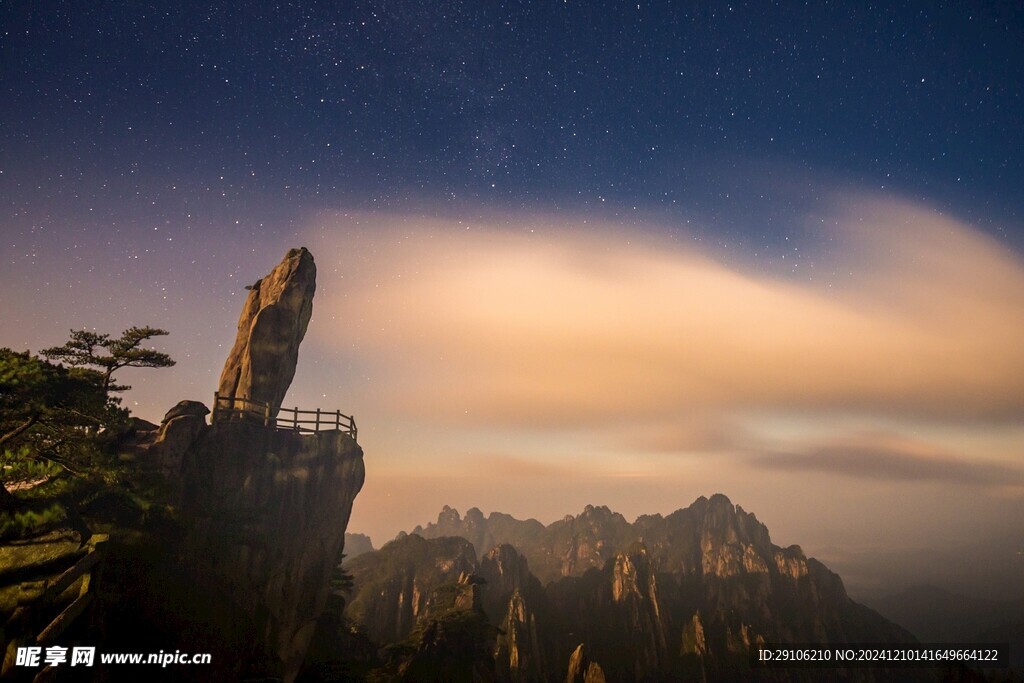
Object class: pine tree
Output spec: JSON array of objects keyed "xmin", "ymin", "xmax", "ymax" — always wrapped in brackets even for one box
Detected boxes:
[{"xmin": 41, "ymin": 326, "xmax": 176, "ymax": 392}]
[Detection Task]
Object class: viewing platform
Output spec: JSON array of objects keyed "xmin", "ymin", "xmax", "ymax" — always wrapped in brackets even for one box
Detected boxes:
[{"xmin": 211, "ymin": 392, "xmax": 357, "ymax": 441}]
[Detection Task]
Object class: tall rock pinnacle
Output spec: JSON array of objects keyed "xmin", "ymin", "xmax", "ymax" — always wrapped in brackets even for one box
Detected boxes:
[{"xmin": 218, "ymin": 247, "xmax": 316, "ymax": 416}]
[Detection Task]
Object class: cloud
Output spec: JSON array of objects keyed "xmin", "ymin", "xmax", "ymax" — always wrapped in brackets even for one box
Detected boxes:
[
  {"xmin": 305, "ymin": 194, "xmax": 1024, "ymax": 434},
  {"xmin": 748, "ymin": 431, "xmax": 1024, "ymax": 489},
  {"xmin": 478, "ymin": 454, "xmax": 584, "ymax": 479},
  {"xmin": 607, "ymin": 414, "xmax": 750, "ymax": 454}
]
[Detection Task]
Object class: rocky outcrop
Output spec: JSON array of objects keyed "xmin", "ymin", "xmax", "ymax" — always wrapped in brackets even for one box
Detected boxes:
[
  {"xmin": 413, "ymin": 506, "xmax": 493, "ymax": 559},
  {"xmin": 149, "ymin": 247, "xmax": 364, "ymax": 682},
  {"xmin": 417, "ymin": 498, "xmax": 801, "ymax": 586},
  {"xmin": 146, "ymin": 400, "xmax": 210, "ymax": 475},
  {"xmin": 480, "ymin": 545, "xmax": 553, "ymax": 683},
  {"xmin": 162, "ymin": 399, "xmax": 211, "ymax": 423},
  {"xmin": 564, "ymin": 644, "xmax": 606, "ymax": 683},
  {"xmin": 479, "ymin": 544, "xmax": 535, "ymax": 611},
  {"xmin": 218, "ymin": 247, "xmax": 316, "ymax": 416},
  {"xmin": 681, "ymin": 611, "xmax": 708, "ymax": 655},
  {"xmin": 343, "ymin": 539, "xmax": 557, "ymax": 683},
  {"xmin": 414, "ymin": 505, "xmax": 631, "ymax": 584},
  {"xmin": 495, "ymin": 590, "xmax": 547, "ymax": 683},
  {"xmin": 344, "ymin": 537, "xmax": 501, "ymax": 682},
  {"xmin": 610, "ymin": 546, "xmax": 668, "ymax": 678},
  {"xmin": 392, "ymin": 598, "xmax": 500, "ymax": 683},
  {"xmin": 544, "ymin": 505, "xmax": 634, "ymax": 581},
  {"xmin": 176, "ymin": 422, "xmax": 364, "ymax": 682},
  {"xmin": 344, "ymin": 534, "xmax": 478, "ymax": 645},
  {"xmin": 547, "ymin": 545, "xmax": 669, "ymax": 682}
]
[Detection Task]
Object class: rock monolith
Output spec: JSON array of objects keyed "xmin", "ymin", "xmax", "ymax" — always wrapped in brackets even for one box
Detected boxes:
[{"xmin": 217, "ymin": 247, "xmax": 316, "ymax": 416}]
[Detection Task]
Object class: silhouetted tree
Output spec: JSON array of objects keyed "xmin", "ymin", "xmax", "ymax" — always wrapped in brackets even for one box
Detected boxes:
[
  {"xmin": 2, "ymin": 328, "xmax": 175, "ymax": 518},
  {"xmin": 41, "ymin": 326, "xmax": 175, "ymax": 392},
  {"xmin": 1, "ymin": 349, "xmax": 114, "ymax": 507}
]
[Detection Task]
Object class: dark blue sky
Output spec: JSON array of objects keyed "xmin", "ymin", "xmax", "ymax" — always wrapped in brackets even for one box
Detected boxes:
[{"xmin": 3, "ymin": 1, "xmax": 1023, "ymax": 247}]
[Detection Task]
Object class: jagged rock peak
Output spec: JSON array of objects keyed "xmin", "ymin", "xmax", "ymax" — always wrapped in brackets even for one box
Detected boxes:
[
  {"xmin": 580, "ymin": 504, "xmax": 621, "ymax": 519},
  {"xmin": 611, "ymin": 545, "xmax": 654, "ymax": 603},
  {"xmin": 483, "ymin": 542, "xmax": 527, "ymax": 570},
  {"xmin": 692, "ymin": 493, "xmax": 772, "ymax": 543},
  {"xmin": 344, "ymin": 532, "xmax": 375, "ymax": 559},
  {"xmin": 217, "ymin": 247, "xmax": 316, "ymax": 416},
  {"xmin": 412, "ymin": 504, "xmax": 463, "ymax": 533},
  {"xmin": 565, "ymin": 644, "xmax": 607, "ymax": 683},
  {"xmin": 480, "ymin": 543, "xmax": 532, "ymax": 595},
  {"xmin": 681, "ymin": 611, "xmax": 707, "ymax": 655}
]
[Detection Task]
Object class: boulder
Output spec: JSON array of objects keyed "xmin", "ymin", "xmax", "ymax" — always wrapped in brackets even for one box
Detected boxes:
[
  {"xmin": 217, "ymin": 247, "xmax": 316, "ymax": 417},
  {"xmin": 161, "ymin": 400, "xmax": 210, "ymax": 424},
  {"xmin": 127, "ymin": 416, "xmax": 160, "ymax": 433},
  {"xmin": 149, "ymin": 403, "xmax": 210, "ymax": 476}
]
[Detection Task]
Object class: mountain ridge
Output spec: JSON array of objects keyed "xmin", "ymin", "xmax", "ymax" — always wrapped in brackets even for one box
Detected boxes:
[
  {"xmin": 411, "ymin": 494, "xmax": 804, "ymax": 586},
  {"xmin": 328, "ymin": 494, "xmax": 923, "ymax": 682}
]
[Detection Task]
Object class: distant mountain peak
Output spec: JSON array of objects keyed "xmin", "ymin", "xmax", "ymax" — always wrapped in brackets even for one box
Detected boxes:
[{"xmin": 350, "ymin": 495, "xmax": 916, "ymax": 681}]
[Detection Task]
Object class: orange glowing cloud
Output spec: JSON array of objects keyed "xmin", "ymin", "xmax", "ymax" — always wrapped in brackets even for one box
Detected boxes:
[{"xmin": 305, "ymin": 195, "xmax": 1024, "ymax": 434}]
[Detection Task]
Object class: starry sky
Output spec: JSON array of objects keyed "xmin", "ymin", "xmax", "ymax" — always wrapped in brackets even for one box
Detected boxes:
[{"xmin": 3, "ymin": 2, "xmax": 1023, "ymax": 598}]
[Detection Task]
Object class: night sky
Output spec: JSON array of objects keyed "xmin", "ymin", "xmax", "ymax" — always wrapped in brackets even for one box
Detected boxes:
[{"xmin": 3, "ymin": 2, "xmax": 1023, "ymax": 598}]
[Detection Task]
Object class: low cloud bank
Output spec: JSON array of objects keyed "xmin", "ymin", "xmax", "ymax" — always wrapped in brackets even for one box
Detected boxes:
[{"xmin": 308, "ymin": 195, "xmax": 1024, "ymax": 434}]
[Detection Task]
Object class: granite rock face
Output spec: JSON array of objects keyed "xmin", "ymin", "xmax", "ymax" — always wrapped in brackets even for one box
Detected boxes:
[
  {"xmin": 480, "ymin": 545, "xmax": 554, "ymax": 683},
  {"xmin": 564, "ymin": 644, "xmax": 606, "ymax": 683},
  {"xmin": 217, "ymin": 247, "xmax": 316, "ymax": 416},
  {"xmin": 145, "ymin": 400, "xmax": 210, "ymax": 475},
  {"xmin": 106, "ymin": 416, "xmax": 364, "ymax": 683},
  {"xmin": 344, "ymin": 534, "xmax": 478, "ymax": 646},
  {"xmin": 177, "ymin": 421, "xmax": 364, "ymax": 682},
  {"xmin": 547, "ymin": 545, "xmax": 668, "ymax": 682}
]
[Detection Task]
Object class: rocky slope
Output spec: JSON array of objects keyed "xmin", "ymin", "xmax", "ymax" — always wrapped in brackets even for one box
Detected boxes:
[
  {"xmin": 342, "ymin": 495, "xmax": 918, "ymax": 682},
  {"xmin": 345, "ymin": 534, "xmax": 478, "ymax": 645}
]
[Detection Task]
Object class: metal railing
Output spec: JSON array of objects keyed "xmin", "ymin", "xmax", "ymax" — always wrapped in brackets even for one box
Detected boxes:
[{"xmin": 211, "ymin": 392, "xmax": 357, "ymax": 441}]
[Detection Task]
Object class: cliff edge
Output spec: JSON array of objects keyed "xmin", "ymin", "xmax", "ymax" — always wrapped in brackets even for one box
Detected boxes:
[{"xmin": 91, "ymin": 248, "xmax": 364, "ymax": 683}]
